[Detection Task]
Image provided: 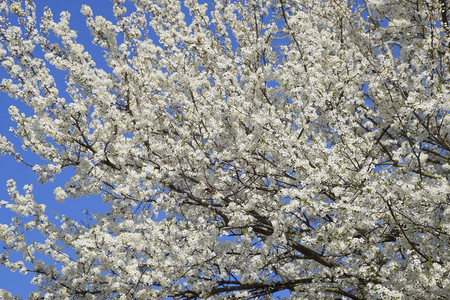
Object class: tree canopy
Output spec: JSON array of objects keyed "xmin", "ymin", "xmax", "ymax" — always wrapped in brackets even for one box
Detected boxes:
[{"xmin": 0, "ymin": 0, "xmax": 449, "ymax": 298}]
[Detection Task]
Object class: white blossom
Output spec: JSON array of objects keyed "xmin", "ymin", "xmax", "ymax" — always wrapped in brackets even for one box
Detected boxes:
[{"xmin": 0, "ymin": 0, "xmax": 448, "ymax": 299}]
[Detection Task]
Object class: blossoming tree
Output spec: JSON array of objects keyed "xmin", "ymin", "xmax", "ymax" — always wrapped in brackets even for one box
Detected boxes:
[{"xmin": 0, "ymin": 0, "xmax": 449, "ymax": 298}]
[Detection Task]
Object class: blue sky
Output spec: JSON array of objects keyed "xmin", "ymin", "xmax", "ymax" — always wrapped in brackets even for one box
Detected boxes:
[{"xmin": 0, "ymin": 0, "xmax": 114, "ymax": 297}]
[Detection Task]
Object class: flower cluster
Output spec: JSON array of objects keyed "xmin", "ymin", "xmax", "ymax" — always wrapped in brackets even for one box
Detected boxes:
[{"xmin": 0, "ymin": 0, "xmax": 448, "ymax": 298}]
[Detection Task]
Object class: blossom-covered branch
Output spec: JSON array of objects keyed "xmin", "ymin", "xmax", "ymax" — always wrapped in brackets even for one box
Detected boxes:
[{"xmin": 0, "ymin": 0, "xmax": 448, "ymax": 298}]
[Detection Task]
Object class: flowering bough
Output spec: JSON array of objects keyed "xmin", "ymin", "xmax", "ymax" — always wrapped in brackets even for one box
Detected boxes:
[{"xmin": 0, "ymin": 0, "xmax": 449, "ymax": 298}]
